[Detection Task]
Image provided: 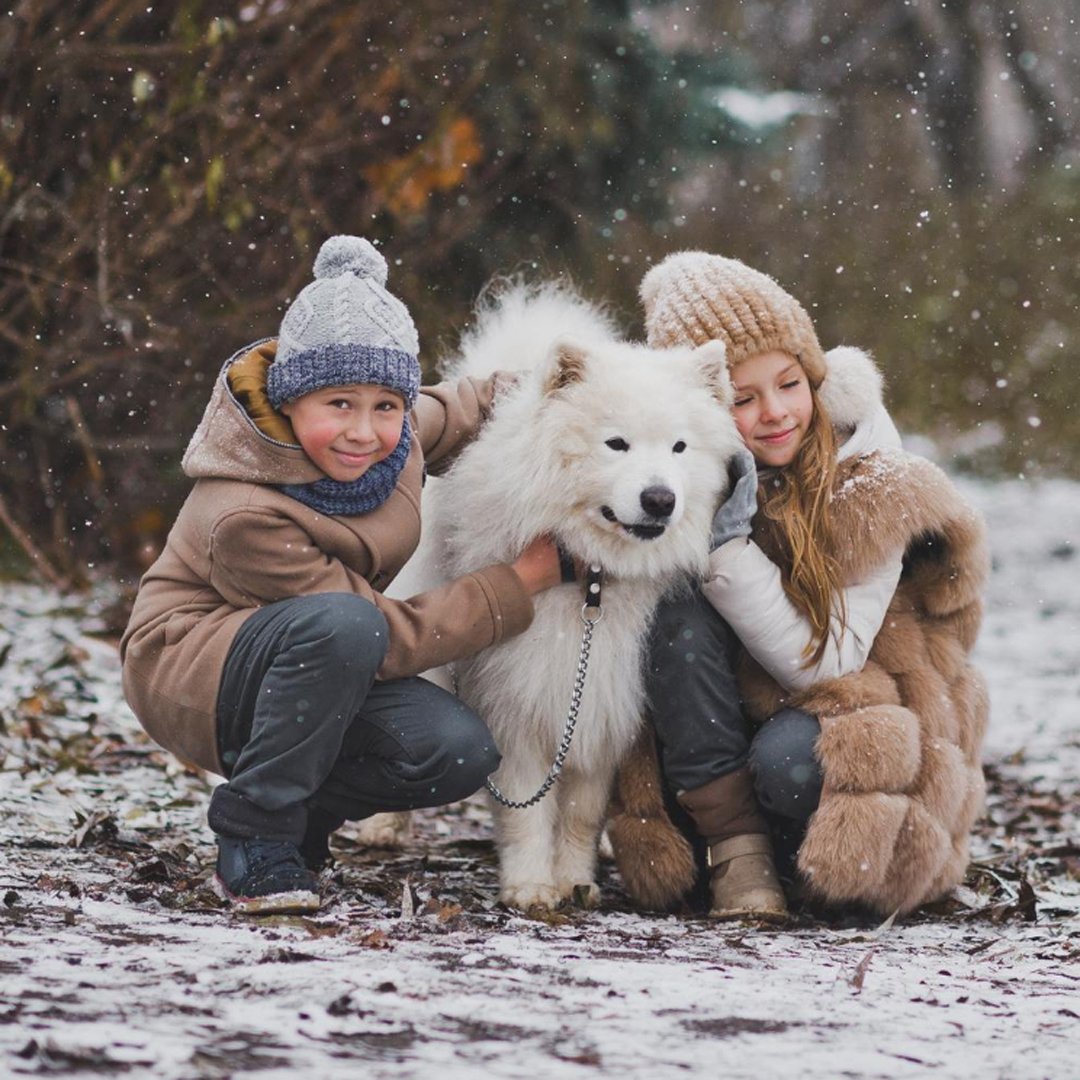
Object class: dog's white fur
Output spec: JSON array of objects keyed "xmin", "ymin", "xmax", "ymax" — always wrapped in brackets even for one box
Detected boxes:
[{"xmin": 402, "ymin": 282, "xmax": 744, "ymax": 910}]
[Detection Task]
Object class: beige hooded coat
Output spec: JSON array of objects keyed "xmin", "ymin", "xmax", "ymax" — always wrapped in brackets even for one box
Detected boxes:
[{"xmin": 120, "ymin": 340, "xmax": 534, "ymax": 775}]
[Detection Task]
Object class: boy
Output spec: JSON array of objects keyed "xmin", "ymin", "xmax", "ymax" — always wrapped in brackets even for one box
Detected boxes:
[{"xmin": 121, "ymin": 236, "xmax": 558, "ymax": 913}]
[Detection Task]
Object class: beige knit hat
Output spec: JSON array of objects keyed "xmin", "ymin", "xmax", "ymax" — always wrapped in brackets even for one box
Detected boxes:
[{"xmin": 640, "ymin": 251, "xmax": 827, "ymax": 387}]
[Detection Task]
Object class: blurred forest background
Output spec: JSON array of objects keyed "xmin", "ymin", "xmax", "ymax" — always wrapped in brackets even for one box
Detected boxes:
[{"xmin": 1, "ymin": 0, "xmax": 1077, "ymax": 584}]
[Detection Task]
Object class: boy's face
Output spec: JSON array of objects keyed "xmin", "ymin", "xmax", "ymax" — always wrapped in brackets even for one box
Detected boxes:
[
  {"xmin": 280, "ymin": 384, "xmax": 406, "ymax": 482},
  {"xmin": 730, "ymin": 350, "xmax": 814, "ymax": 468}
]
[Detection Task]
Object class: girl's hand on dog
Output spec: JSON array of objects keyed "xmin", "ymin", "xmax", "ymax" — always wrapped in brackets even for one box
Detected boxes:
[
  {"xmin": 709, "ymin": 449, "xmax": 758, "ymax": 550},
  {"xmin": 511, "ymin": 535, "xmax": 563, "ymax": 595}
]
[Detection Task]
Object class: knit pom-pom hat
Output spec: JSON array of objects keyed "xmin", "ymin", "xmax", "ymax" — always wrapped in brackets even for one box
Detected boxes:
[
  {"xmin": 267, "ymin": 235, "xmax": 421, "ymax": 408},
  {"xmin": 640, "ymin": 251, "xmax": 826, "ymax": 387}
]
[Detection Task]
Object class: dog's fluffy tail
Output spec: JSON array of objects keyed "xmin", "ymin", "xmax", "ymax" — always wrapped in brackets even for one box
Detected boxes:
[
  {"xmin": 441, "ymin": 278, "xmax": 620, "ymax": 380},
  {"xmin": 607, "ymin": 729, "xmax": 698, "ymax": 911}
]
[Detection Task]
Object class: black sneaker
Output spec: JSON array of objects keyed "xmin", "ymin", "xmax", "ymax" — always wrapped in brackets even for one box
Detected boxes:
[{"xmin": 213, "ymin": 836, "xmax": 321, "ymax": 914}]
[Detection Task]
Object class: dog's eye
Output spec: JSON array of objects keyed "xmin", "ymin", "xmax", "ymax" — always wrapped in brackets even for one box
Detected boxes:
[
  {"xmin": 672, "ymin": 440, "xmax": 687, "ymax": 454},
  {"xmin": 605, "ymin": 437, "xmax": 630, "ymax": 452}
]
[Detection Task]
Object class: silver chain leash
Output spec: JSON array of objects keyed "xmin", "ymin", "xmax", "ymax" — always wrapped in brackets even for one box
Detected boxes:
[{"xmin": 484, "ymin": 566, "xmax": 603, "ymax": 810}]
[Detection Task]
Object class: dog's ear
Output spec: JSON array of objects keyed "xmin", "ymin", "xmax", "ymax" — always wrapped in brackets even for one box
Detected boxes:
[
  {"xmin": 543, "ymin": 340, "xmax": 589, "ymax": 395},
  {"xmin": 691, "ymin": 340, "xmax": 733, "ymax": 408}
]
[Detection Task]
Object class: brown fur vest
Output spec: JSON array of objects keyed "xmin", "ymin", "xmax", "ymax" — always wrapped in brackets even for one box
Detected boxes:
[{"xmin": 608, "ymin": 449, "xmax": 990, "ymax": 916}]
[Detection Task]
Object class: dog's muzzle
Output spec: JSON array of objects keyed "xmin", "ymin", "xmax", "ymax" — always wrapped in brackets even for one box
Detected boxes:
[{"xmin": 601, "ymin": 484, "xmax": 676, "ymax": 541}]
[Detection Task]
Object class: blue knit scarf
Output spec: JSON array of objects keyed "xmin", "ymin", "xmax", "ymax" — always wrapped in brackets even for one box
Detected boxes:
[{"xmin": 278, "ymin": 418, "xmax": 411, "ymax": 517}]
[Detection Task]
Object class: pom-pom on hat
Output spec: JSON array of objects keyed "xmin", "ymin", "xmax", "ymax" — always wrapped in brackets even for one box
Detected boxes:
[
  {"xmin": 640, "ymin": 251, "xmax": 827, "ymax": 388},
  {"xmin": 267, "ymin": 235, "xmax": 421, "ymax": 408}
]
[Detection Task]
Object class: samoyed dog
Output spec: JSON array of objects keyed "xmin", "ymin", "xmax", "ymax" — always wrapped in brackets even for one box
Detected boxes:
[{"xmin": 400, "ymin": 282, "xmax": 744, "ymax": 911}]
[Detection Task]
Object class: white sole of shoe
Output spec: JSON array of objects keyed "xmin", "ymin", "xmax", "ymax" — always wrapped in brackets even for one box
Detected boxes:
[{"xmin": 212, "ymin": 874, "xmax": 321, "ymax": 915}]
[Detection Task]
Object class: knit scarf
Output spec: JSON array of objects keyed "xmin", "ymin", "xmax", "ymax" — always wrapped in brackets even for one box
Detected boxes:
[{"xmin": 278, "ymin": 418, "xmax": 411, "ymax": 517}]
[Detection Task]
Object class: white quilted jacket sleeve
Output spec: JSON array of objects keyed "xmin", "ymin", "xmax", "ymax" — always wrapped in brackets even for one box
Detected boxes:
[{"xmin": 702, "ymin": 537, "xmax": 903, "ymax": 693}]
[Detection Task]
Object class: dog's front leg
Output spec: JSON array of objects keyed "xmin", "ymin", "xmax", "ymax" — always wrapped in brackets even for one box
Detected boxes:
[
  {"xmin": 551, "ymin": 765, "xmax": 615, "ymax": 908},
  {"xmin": 490, "ymin": 754, "xmax": 562, "ymax": 911}
]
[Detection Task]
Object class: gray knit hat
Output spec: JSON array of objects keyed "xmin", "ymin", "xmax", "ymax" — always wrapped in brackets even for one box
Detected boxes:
[
  {"xmin": 640, "ymin": 251, "xmax": 827, "ymax": 388},
  {"xmin": 267, "ymin": 235, "xmax": 421, "ymax": 408}
]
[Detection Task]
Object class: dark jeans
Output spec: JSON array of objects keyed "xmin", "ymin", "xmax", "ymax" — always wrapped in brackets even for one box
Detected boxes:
[
  {"xmin": 645, "ymin": 586, "xmax": 823, "ymax": 863},
  {"xmin": 207, "ymin": 592, "xmax": 500, "ymax": 843}
]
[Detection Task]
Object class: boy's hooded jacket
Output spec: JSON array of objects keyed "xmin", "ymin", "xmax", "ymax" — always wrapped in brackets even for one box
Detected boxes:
[
  {"xmin": 120, "ymin": 340, "xmax": 534, "ymax": 775},
  {"xmin": 608, "ymin": 348, "xmax": 991, "ymax": 916}
]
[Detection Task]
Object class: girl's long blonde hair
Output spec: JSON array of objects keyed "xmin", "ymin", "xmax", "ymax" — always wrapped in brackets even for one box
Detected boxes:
[{"xmin": 755, "ymin": 385, "xmax": 844, "ymax": 666}]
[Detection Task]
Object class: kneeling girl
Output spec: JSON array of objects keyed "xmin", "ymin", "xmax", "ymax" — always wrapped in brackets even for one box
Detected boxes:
[{"xmin": 610, "ymin": 253, "xmax": 989, "ymax": 921}]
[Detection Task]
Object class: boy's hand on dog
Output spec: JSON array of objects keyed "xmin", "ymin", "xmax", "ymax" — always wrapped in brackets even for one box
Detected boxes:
[
  {"xmin": 511, "ymin": 535, "xmax": 563, "ymax": 595},
  {"xmin": 490, "ymin": 369, "xmax": 523, "ymax": 412},
  {"xmin": 709, "ymin": 449, "xmax": 758, "ymax": 550}
]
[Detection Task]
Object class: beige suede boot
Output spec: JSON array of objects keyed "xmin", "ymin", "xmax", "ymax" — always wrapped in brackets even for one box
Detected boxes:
[
  {"xmin": 677, "ymin": 769, "xmax": 789, "ymax": 922},
  {"xmin": 704, "ymin": 833, "xmax": 788, "ymax": 921}
]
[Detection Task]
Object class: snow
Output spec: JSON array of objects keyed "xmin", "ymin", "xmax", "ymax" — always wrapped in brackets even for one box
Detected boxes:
[
  {"xmin": 1, "ymin": 475, "xmax": 1078, "ymax": 1078},
  {"xmin": 713, "ymin": 87, "xmax": 820, "ymax": 129},
  {"xmin": 962, "ymin": 477, "xmax": 1080, "ymax": 788}
]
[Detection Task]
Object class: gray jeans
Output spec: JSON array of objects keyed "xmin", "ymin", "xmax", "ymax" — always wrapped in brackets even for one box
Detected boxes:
[
  {"xmin": 207, "ymin": 592, "xmax": 499, "ymax": 842},
  {"xmin": 645, "ymin": 586, "xmax": 823, "ymax": 832}
]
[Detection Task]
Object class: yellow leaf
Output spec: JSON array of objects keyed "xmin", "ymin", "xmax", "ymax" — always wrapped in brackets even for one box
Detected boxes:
[{"xmin": 364, "ymin": 116, "xmax": 483, "ymax": 217}]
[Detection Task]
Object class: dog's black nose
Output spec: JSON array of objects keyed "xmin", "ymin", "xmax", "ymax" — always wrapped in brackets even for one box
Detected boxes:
[{"xmin": 640, "ymin": 485, "xmax": 676, "ymax": 519}]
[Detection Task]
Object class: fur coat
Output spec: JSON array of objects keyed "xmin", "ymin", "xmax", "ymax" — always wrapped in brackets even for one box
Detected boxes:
[{"xmin": 609, "ymin": 395, "xmax": 990, "ymax": 918}]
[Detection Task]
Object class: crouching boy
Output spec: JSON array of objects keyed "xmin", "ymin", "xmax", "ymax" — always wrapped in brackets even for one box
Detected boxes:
[{"xmin": 120, "ymin": 236, "xmax": 559, "ymax": 913}]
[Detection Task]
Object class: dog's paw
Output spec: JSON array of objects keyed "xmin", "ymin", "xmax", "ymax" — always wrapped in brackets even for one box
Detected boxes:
[
  {"xmin": 349, "ymin": 812, "xmax": 412, "ymax": 849},
  {"xmin": 563, "ymin": 881, "xmax": 601, "ymax": 909},
  {"xmin": 500, "ymin": 882, "xmax": 563, "ymax": 912}
]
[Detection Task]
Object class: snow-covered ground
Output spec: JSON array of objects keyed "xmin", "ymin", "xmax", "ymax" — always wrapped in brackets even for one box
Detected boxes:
[{"xmin": 1, "ymin": 476, "xmax": 1077, "ymax": 1079}]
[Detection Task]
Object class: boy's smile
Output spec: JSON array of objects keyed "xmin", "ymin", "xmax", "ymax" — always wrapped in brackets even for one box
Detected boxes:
[{"xmin": 281, "ymin": 384, "xmax": 406, "ymax": 482}]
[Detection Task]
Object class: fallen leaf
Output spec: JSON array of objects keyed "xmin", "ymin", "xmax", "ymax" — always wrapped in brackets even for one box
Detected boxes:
[
  {"xmin": 69, "ymin": 809, "xmax": 115, "ymax": 848},
  {"xmin": 356, "ymin": 929, "xmax": 391, "ymax": 949},
  {"xmin": 326, "ymin": 993, "xmax": 352, "ymax": 1017},
  {"xmin": 436, "ymin": 902, "xmax": 463, "ymax": 924},
  {"xmin": 400, "ymin": 877, "xmax": 416, "ymax": 920},
  {"xmin": 850, "ymin": 949, "xmax": 874, "ymax": 992},
  {"xmin": 995, "ymin": 878, "xmax": 1038, "ymax": 923}
]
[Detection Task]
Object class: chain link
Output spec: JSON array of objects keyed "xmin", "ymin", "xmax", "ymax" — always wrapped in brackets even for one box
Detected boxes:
[{"xmin": 484, "ymin": 601, "xmax": 603, "ymax": 810}]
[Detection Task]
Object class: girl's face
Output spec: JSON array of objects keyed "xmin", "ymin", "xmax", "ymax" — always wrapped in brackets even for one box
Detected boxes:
[
  {"xmin": 281, "ymin": 384, "xmax": 405, "ymax": 482},
  {"xmin": 730, "ymin": 350, "xmax": 814, "ymax": 468}
]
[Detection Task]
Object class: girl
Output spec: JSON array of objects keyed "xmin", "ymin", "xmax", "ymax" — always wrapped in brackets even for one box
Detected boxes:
[
  {"xmin": 121, "ymin": 236, "xmax": 560, "ymax": 914},
  {"xmin": 608, "ymin": 252, "xmax": 989, "ymax": 921}
]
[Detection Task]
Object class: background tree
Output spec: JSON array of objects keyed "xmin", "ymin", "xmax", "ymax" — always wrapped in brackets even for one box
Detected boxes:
[
  {"xmin": 641, "ymin": 0, "xmax": 1079, "ymax": 476},
  {"xmin": 1, "ymin": 1, "xmax": 1077, "ymax": 583},
  {"xmin": 0, "ymin": 0, "xmax": 735, "ymax": 581}
]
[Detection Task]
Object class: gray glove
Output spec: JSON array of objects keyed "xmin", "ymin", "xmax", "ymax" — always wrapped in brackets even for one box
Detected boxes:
[{"xmin": 710, "ymin": 449, "xmax": 758, "ymax": 550}]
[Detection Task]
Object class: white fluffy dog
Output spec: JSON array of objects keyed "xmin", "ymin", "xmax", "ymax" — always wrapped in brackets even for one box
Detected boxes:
[{"xmin": 403, "ymin": 282, "xmax": 744, "ymax": 911}]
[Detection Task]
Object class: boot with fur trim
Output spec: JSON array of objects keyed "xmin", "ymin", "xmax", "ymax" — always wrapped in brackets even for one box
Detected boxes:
[{"xmin": 677, "ymin": 769, "xmax": 788, "ymax": 921}]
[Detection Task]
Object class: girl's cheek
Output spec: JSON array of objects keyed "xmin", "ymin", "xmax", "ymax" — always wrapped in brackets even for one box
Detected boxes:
[{"xmin": 732, "ymin": 411, "xmax": 756, "ymax": 443}]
